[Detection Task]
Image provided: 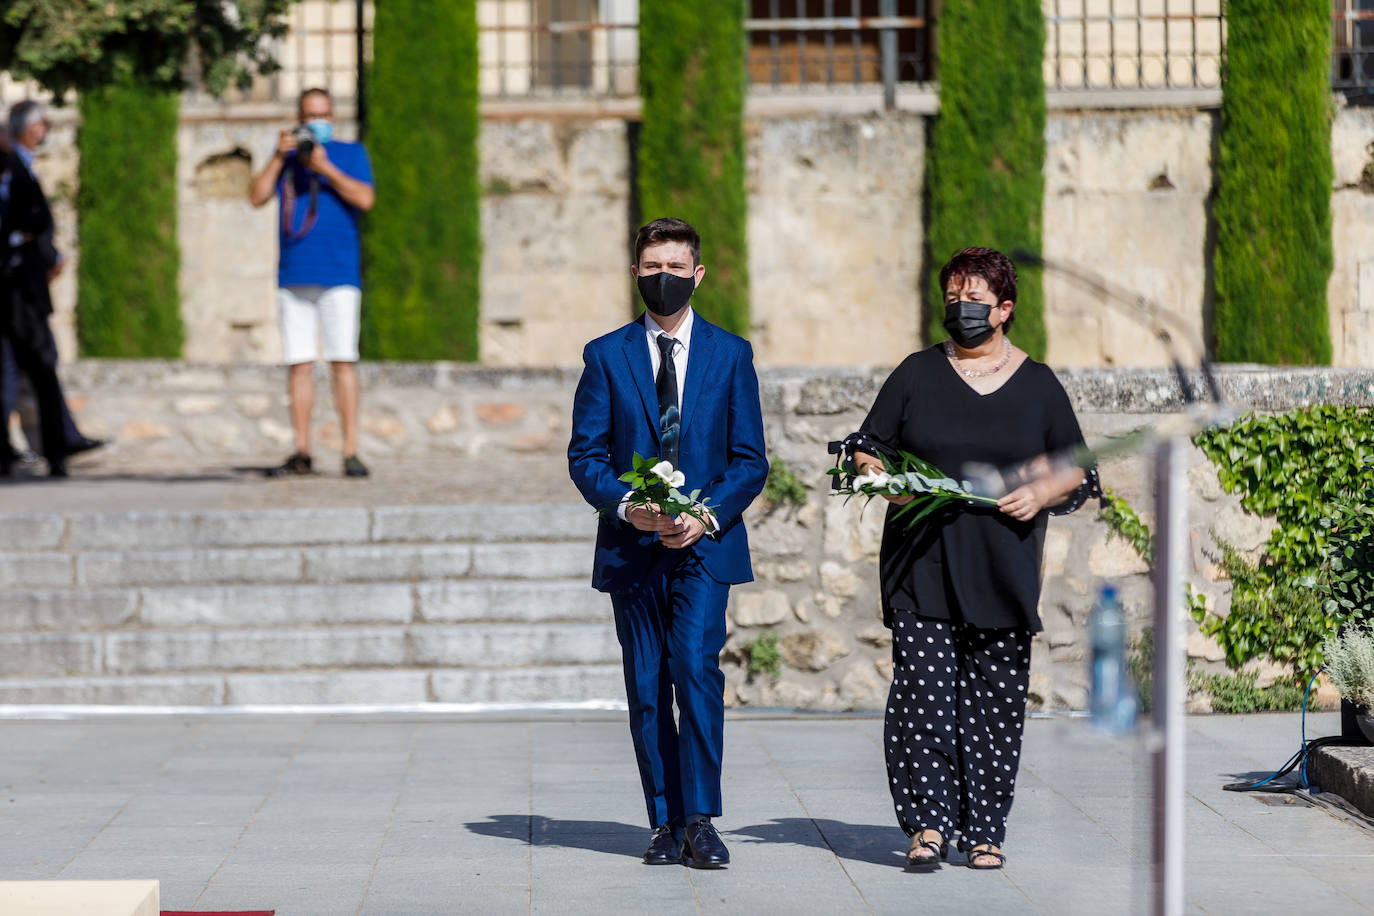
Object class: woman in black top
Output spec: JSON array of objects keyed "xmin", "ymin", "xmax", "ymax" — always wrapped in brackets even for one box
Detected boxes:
[{"xmin": 854, "ymin": 247, "xmax": 1087, "ymax": 871}]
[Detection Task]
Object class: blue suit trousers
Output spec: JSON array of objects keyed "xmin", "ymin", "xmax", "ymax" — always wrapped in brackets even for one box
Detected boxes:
[{"xmin": 610, "ymin": 548, "xmax": 729, "ymax": 829}]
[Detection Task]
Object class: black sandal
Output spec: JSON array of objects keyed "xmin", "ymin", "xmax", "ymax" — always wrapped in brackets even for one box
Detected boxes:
[
  {"xmin": 905, "ymin": 830, "xmax": 947, "ymax": 871},
  {"xmin": 967, "ymin": 844, "xmax": 1006, "ymax": 870}
]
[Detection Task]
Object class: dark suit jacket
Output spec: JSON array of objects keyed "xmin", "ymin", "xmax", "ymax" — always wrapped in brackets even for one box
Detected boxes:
[
  {"xmin": 1, "ymin": 149, "xmax": 58, "ymax": 318},
  {"xmin": 568, "ymin": 313, "xmax": 769, "ymax": 593}
]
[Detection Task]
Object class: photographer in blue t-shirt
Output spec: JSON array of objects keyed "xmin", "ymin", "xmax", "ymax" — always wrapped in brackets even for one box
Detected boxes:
[{"xmin": 250, "ymin": 87, "xmax": 375, "ymax": 478}]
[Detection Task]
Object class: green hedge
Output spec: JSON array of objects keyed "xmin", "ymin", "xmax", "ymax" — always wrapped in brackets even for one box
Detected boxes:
[
  {"xmin": 1212, "ymin": 0, "xmax": 1333, "ymax": 364},
  {"xmin": 362, "ymin": 0, "xmax": 481, "ymax": 360},
  {"xmin": 75, "ymin": 84, "xmax": 183, "ymax": 357},
  {"xmin": 925, "ymin": 0, "xmax": 1046, "ymax": 359},
  {"xmin": 637, "ymin": 0, "xmax": 749, "ymax": 336}
]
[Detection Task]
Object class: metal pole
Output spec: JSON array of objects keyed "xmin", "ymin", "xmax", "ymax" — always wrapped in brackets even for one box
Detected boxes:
[
  {"xmin": 880, "ymin": 0, "xmax": 897, "ymax": 109},
  {"xmin": 1151, "ymin": 436, "xmax": 1187, "ymax": 916}
]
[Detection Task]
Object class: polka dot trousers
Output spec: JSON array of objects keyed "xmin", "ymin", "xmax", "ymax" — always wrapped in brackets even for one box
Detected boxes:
[{"xmin": 884, "ymin": 610, "xmax": 1032, "ymax": 851}]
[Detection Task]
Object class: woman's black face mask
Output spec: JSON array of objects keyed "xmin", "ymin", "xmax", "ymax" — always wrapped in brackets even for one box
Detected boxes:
[{"xmin": 943, "ymin": 300, "xmax": 997, "ymax": 348}]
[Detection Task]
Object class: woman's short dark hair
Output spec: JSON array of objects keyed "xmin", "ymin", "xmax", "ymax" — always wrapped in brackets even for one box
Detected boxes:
[
  {"xmin": 939, "ymin": 247, "xmax": 1019, "ymax": 333},
  {"xmin": 634, "ymin": 217, "xmax": 700, "ymax": 267}
]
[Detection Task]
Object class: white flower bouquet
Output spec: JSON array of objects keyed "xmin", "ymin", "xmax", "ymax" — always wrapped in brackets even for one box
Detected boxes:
[
  {"xmin": 609, "ymin": 453, "xmax": 716, "ymax": 526},
  {"xmin": 829, "ymin": 448, "xmax": 999, "ymax": 529}
]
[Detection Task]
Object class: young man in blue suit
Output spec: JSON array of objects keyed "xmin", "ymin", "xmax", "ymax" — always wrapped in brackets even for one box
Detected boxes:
[{"xmin": 568, "ymin": 217, "xmax": 768, "ymax": 868}]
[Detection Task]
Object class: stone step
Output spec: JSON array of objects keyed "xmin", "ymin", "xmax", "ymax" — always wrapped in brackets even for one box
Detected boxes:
[
  {"xmin": 0, "ymin": 622, "xmax": 619, "ymax": 677},
  {"xmin": 0, "ymin": 665, "xmax": 628, "ymax": 706},
  {"xmin": 0, "ymin": 540, "xmax": 593, "ymax": 589},
  {"xmin": 0, "ymin": 579, "xmax": 610, "ymax": 631},
  {"xmin": 0, "ymin": 501, "xmax": 629, "ymax": 707},
  {"xmin": 0, "ymin": 503, "xmax": 598, "ymax": 553}
]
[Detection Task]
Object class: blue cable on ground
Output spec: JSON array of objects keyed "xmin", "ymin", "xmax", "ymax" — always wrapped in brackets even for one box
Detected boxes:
[{"xmin": 1223, "ymin": 672, "xmax": 1362, "ymax": 794}]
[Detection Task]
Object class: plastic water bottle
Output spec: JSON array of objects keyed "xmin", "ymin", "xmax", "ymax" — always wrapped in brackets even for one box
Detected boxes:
[{"xmin": 1089, "ymin": 584, "xmax": 1137, "ymax": 735}]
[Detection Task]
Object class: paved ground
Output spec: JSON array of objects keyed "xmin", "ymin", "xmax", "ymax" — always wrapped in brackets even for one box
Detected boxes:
[{"xmin": 1, "ymin": 710, "xmax": 1371, "ymax": 915}]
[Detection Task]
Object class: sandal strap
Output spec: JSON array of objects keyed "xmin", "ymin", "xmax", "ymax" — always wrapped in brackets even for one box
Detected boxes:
[
  {"xmin": 968, "ymin": 846, "xmax": 1007, "ymax": 865},
  {"xmin": 908, "ymin": 830, "xmax": 946, "ymax": 860}
]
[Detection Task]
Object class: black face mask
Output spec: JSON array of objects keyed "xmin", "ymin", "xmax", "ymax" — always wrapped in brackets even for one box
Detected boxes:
[
  {"xmin": 637, "ymin": 271, "xmax": 696, "ymax": 318},
  {"xmin": 943, "ymin": 300, "xmax": 997, "ymax": 348}
]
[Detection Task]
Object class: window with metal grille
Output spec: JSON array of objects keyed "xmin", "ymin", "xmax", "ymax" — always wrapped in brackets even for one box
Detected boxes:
[
  {"xmin": 1044, "ymin": 0, "xmax": 1225, "ymax": 92},
  {"xmin": 1334, "ymin": 0, "xmax": 1374, "ymax": 101},
  {"xmin": 479, "ymin": 0, "xmax": 637, "ymax": 97},
  {"xmin": 745, "ymin": 1, "xmax": 934, "ymax": 91}
]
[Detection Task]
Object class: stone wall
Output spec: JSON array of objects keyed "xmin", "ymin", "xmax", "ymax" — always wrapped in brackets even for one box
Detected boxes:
[
  {"xmin": 37, "ymin": 361, "xmax": 1374, "ymax": 709},
  {"xmin": 1330, "ymin": 106, "xmax": 1374, "ymax": 368},
  {"xmin": 1043, "ymin": 109, "xmax": 1213, "ymax": 367},
  {"xmin": 24, "ymin": 105, "xmax": 1374, "ymax": 370},
  {"xmin": 746, "ymin": 115, "xmax": 925, "ymax": 367}
]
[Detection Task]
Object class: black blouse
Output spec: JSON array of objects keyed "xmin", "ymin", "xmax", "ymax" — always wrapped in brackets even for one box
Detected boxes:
[{"xmin": 860, "ymin": 345, "xmax": 1086, "ymax": 633}]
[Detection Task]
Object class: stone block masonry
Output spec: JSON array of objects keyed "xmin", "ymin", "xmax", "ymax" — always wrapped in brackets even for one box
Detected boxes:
[
  {"xmin": 6, "ymin": 365, "xmax": 1374, "ymax": 709},
  {"xmin": 0, "ymin": 503, "xmax": 623, "ymax": 707},
  {"xmin": 24, "ymin": 108, "xmax": 1374, "ymax": 371}
]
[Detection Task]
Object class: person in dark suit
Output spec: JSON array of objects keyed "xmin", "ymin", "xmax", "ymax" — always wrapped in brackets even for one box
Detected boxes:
[
  {"xmin": 0, "ymin": 101, "xmax": 102, "ymax": 477},
  {"xmin": 1, "ymin": 102, "xmax": 70, "ymax": 478},
  {"xmin": 568, "ymin": 217, "xmax": 768, "ymax": 869}
]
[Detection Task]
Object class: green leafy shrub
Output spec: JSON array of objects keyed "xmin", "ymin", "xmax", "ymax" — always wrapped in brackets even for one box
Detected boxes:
[
  {"xmin": 1131, "ymin": 626, "xmax": 1314, "ymax": 714},
  {"xmin": 0, "ymin": 0, "xmax": 291, "ymax": 97},
  {"xmin": 742, "ymin": 631, "xmax": 782, "ymax": 679},
  {"xmin": 925, "ymin": 0, "xmax": 1046, "ymax": 358},
  {"xmin": 637, "ymin": 0, "xmax": 749, "ymax": 335},
  {"xmin": 763, "ymin": 458, "xmax": 808, "ymax": 508},
  {"xmin": 1191, "ymin": 668, "xmax": 1314, "ymax": 714},
  {"xmin": 362, "ymin": 0, "xmax": 481, "ymax": 359},
  {"xmin": 1192, "ymin": 407, "xmax": 1374, "ymax": 677},
  {"xmin": 1211, "ymin": 0, "xmax": 1333, "ymax": 364},
  {"xmin": 76, "ymin": 83, "xmax": 183, "ymax": 357}
]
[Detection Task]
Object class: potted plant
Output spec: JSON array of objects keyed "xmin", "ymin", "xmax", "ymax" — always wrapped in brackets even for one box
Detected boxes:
[{"xmin": 1322, "ymin": 627, "xmax": 1374, "ymax": 742}]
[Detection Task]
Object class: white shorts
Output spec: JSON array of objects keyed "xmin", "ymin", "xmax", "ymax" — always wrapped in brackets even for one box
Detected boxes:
[{"xmin": 278, "ymin": 284, "xmax": 362, "ymax": 365}]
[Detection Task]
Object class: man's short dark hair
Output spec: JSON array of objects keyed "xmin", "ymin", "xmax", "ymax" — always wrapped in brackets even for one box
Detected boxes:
[
  {"xmin": 8, "ymin": 100, "xmax": 44, "ymax": 139},
  {"xmin": 634, "ymin": 217, "xmax": 700, "ymax": 267},
  {"xmin": 939, "ymin": 246, "xmax": 1019, "ymax": 332},
  {"xmin": 298, "ymin": 87, "xmax": 332, "ymax": 116}
]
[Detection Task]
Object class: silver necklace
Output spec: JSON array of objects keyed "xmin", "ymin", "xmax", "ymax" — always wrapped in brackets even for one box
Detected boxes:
[{"xmin": 945, "ymin": 337, "xmax": 1012, "ymax": 379}]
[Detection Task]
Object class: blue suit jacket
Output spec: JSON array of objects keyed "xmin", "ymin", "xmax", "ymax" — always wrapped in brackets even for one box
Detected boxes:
[{"xmin": 568, "ymin": 313, "xmax": 769, "ymax": 593}]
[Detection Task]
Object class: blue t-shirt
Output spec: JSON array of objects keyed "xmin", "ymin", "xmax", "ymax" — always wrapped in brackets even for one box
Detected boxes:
[{"xmin": 277, "ymin": 140, "xmax": 373, "ymax": 288}]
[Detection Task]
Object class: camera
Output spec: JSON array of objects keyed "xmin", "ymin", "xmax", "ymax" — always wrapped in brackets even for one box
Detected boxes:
[{"xmin": 291, "ymin": 125, "xmax": 315, "ymax": 163}]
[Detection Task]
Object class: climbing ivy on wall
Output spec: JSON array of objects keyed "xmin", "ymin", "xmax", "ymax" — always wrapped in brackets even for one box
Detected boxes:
[
  {"xmin": 76, "ymin": 83, "xmax": 183, "ymax": 357},
  {"xmin": 637, "ymin": 0, "xmax": 749, "ymax": 336},
  {"xmin": 925, "ymin": 0, "xmax": 1046, "ymax": 358},
  {"xmin": 362, "ymin": 0, "xmax": 482, "ymax": 359},
  {"xmin": 1211, "ymin": 0, "xmax": 1333, "ymax": 364},
  {"xmin": 1192, "ymin": 406, "xmax": 1374, "ymax": 677}
]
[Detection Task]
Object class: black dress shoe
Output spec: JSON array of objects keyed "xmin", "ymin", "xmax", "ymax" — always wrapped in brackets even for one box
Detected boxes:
[
  {"xmin": 65, "ymin": 436, "xmax": 105, "ymax": 457},
  {"xmin": 643, "ymin": 825, "xmax": 682, "ymax": 865},
  {"xmin": 682, "ymin": 818, "xmax": 729, "ymax": 869}
]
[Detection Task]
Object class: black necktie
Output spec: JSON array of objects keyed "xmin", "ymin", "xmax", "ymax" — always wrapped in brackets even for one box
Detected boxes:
[{"xmin": 656, "ymin": 335, "xmax": 680, "ymax": 468}]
